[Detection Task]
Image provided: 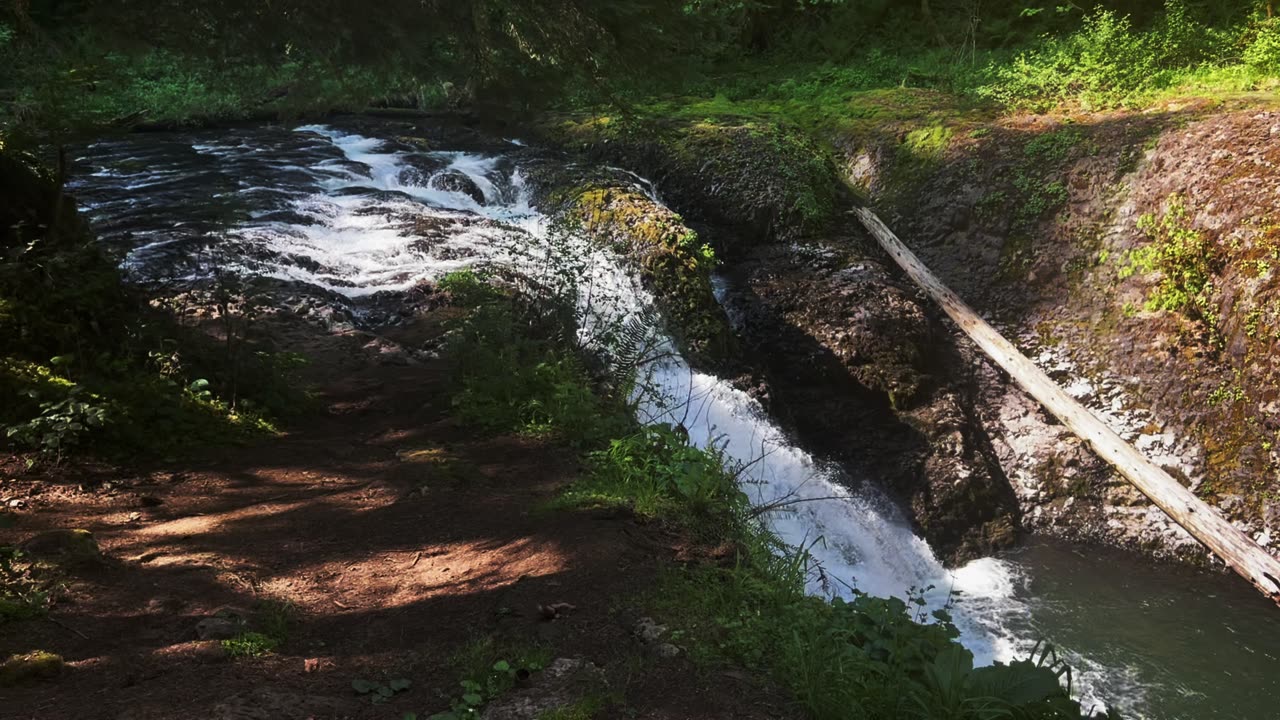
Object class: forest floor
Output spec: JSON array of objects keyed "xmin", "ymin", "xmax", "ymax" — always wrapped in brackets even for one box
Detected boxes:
[{"xmin": 0, "ymin": 303, "xmax": 791, "ymax": 720}]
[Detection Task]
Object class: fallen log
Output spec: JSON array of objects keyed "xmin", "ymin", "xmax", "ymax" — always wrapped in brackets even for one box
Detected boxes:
[{"xmin": 852, "ymin": 206, "xmax": 1280, "ymax": 606}]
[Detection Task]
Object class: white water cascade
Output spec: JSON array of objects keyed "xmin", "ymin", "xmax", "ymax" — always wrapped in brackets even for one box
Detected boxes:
[
  {"xmin": 275, "ymin": 126, "xmax": 1033, "ymax": 665},
  {"xmin": 72, "ymin": 123, "xmax": 1147, "ymax": 714}
]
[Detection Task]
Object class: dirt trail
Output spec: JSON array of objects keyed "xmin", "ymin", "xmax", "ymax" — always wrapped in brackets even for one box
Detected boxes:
[{"xmin": 0, "ymin": 308, "xmax": 789, "ymax": 720}]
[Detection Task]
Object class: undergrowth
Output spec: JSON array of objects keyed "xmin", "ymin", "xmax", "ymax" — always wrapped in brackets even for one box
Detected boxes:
[
  {"xmin": 444, "ymin": 270, "xmax": 1115, "ymax": 720},
  {"xmin": 0, "ymin": 547, "xmax": 52, "ymax": 623},
  {"xmin": 1122, "ymin": 193, "xmax": 1224, "ymax": 344},
  {"xmin": 408, "ymin": 638, "xmax": 552, "ymax": 720},
  {"xmin": 0, "ymin": 151, "xmax": 308, "ymax": 464}
]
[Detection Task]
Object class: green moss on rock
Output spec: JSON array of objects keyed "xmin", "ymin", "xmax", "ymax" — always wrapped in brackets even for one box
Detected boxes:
[
  {"xmin": 567, "ymin": 184, "xmax": 735, "ymax": 366},
  {"xmin": 542, "ymin": 115, "xmax": 840, "ymax": 250},
  {"xmin": 0, "ymin": 651, "xmax": 64, "ymax": 686},
  {"xmin": 18, "ymin": 529, "xmax": 103, "ymax": 567}
]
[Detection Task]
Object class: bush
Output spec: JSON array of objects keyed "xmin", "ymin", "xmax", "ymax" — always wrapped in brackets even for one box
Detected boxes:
[
  {"xmin": 446, "ymin": 294, "xmax": 629, "ymax": 447},
  {"xmin": 976, "ymin": 1, "xmax": 1236, "ymax": 110},
  {"xmin": 583, "ymin": 425, "xmax": 747, "ymax": 519},
  {"xmin": 1125, "ymin": 193, "xmax": 1223, "ymax": 342},
  {"xmin": 978, "ymin": 10, "xmax": 1156, "ymax": 109},
  {"xmin": 0, "ymin": 152, "xmax": 298, "ymax": 462},
  {"xmin": 1243, "ymin": 19, "xmax": 1280, "ymax": 73},
  {"xmin": 0, "ymin": 548, "xmax": 51, "ymax": 623}
]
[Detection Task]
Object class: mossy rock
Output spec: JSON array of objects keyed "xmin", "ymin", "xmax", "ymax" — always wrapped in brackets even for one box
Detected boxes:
[
  {"xmin": 18, "ymin": 529, "xmax": 103, "ymax": 567},
  {"xmin": 0, "ymin": 651, "xmax": 64, "ymax": 686},
  {"xmin": 566, "ymin": 183, "xmax": 736, "ymax": 367},
  {"xmin": 541, "ymin": 115, "xmax": 839, "ymax": 250}
]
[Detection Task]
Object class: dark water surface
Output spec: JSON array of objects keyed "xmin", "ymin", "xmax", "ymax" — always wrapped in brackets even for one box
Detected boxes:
[{"xmin": 1007, "ymin": 540, "xmax": 1280, "ymax": 719}]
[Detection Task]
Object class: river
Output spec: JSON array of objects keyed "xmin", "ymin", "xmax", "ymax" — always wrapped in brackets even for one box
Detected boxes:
[{"xmin": 68, "ymin": 119, "xmax": 1280, "ymax": 720}]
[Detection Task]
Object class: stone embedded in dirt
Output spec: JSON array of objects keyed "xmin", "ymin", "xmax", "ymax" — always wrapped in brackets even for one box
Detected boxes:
[
  {"xmin": 0, "ymin": 651, "xmax": 64, "ymax": 686},
  {"xmin": 479, "ymin": 658, "xmax": 606, "ymax": 720},
  {"xmin": 654, "ymin": 642, "xmax": 681, "ymax": 658},
  {"xmin": 194, "ymin": 609, "xmax": 249, "ymax": 641},
  {"xmin": 153, "ymin": 640, "xmax": 226, "ymax": 665},
  {"xmin": 633, "ymin": 617, "xmax": 667, "ymax": 643},
  {"xmin": 18, "ymin": 529, "xmax": 103, "ymax": 567},
  {"xmin": 537, "ymin": 602, "xmax": 576, "ymax": 621}
]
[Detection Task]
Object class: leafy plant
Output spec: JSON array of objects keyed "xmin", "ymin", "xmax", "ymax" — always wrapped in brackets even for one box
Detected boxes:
[
  {"xmin": 439, "ymin": 269, "xmax": 502, "ymax": 307},
  {"xmin": 221, "ymin": 631, "xmax": 279, "ymax": 658},
  {"xmin": 5, "ymin": 385, "xmax": 109, "ymax": 462},
  {"xmin": 352, "ymin": 677, "xmax": 411, "ymax": 704},
  {"xmin": 1127, "ymin": 194, "xmax": 1223, "ymax": 342},
  {"xmin": 414, "ymin": 658, "xmax": 543, "ymax": 720},
  {"xmin": 1244, "ymin": 18, "xmax": 1280, "ymax": 72},
  {"xmin": 584, "ymin": 425, "xmax": 747, "ymax": 518},
  {"xmin": 0, "ymin": 547, "xmax": 52, "ymax": 622}
]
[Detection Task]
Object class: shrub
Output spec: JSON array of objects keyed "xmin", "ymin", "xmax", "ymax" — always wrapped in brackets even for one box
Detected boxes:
[
  {"xmin": 0, "ymin": 548, "xmax": 51, "ymax": 623},
  {"xmin": 585, "ymin": 425, "xmax": 747, "ymax": 518},
  {"xmin": 976, "ymin": 1, "xmax": 1230, "ymax": 110},
  {"xmin": 1244, "ymin": 19, "xmax": 1280, "ymax": 73},
  {"xmin": 1126, "ymin": 193, "xmax": 1222, "ymax": 341},
  {"xmin": 978, "ymin": 10, "xmax": 1154, "ymax": 109},
  {"xmin": 438, "ymin": 269, "xmax": 502, "ymax": 306},
  {"xmin": 447, "ymin": 298, "xmax": 629, "ymax": 446}
]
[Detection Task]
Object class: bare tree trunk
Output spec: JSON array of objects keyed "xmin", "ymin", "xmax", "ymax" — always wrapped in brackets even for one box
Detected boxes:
[
  {"xmin": 49, "ymin": 145, "xmax": 68, "ymax": 243},
  {"xmin": 921, "ymin": 0, "xmax": 951, "ymax": 49},
  {"xmin": 853, "ymin": 206, "xmax": 1280, "ymax": 607}
]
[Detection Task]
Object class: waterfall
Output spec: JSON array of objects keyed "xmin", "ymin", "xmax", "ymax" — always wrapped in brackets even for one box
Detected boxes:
[{"xmin": 72, "ymin": 123, "xmax": 1165, "ymax": 715}]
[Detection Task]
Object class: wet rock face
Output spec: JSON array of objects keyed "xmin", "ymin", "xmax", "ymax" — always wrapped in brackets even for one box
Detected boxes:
[
  {"xmin": 430, "ymin": 170, "xmax": 487, "ymax": 205},
  {"xmin": 836, "ymin": 108, "xmax": 1280, "ymax": 563},
  {"xmin": 724, "ymin": 238, "xmax": 1019, "ymax": 563},
  {"xmin": 396, "ymin": 154, "xmax": 448, "ymax": 186},
  {"xmin": 534, "ymin": 116, "xmax": 1020, "ymax": 561}
]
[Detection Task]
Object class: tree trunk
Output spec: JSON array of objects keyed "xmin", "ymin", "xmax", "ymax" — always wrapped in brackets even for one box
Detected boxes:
[
  {"xmin": 853, "ymin": 206, "xmax": 1280, "ymax": 607},
  {"xmin": 921, "ymin": 0, "xmax": 951, "ymax": 49}
]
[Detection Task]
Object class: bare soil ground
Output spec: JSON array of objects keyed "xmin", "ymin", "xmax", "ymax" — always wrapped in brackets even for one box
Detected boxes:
[{"xmin": 0, "ymin": 307, "xmax": 792, "ymax": 720}]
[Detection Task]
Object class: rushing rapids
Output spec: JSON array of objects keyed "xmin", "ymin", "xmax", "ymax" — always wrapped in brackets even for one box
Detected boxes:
[{"xmin": 70, "ymin": 121, "xmax": 1280, "ymax": 720}]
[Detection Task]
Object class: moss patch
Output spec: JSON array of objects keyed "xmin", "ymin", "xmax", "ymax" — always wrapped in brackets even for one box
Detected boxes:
[
  {"xmin": 564, "ymin": 183, "xmax": 735, "ymax": 367},
  {"xmin": 0, "ymin": 651, "xmax": 64, "ymax": 686},
  {"xmin": 543, "ymin": 115, "xmax": 840, "ymax": 249}
]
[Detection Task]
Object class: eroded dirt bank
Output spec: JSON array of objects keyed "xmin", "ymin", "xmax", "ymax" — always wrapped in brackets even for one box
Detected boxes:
[{"xmin": 844, "ymin": 103, "xmax": 1280, "ymax": 564}]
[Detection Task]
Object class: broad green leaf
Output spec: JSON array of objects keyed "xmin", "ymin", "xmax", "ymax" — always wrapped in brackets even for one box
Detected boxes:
[{"xmin": 968, "ymin": 660, "xmax": 1066, "ymax": 706}]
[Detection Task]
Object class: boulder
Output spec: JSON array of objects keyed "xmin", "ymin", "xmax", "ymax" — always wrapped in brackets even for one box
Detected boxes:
[
  {"xmin": 0, "ymin": 651, "xmax": 64, "ymax": 686},
  {"xmin": 430, "ymin": 170, "xmax": 487, "ymax": 205},
  {"xmin": 18, "ymin": 529, "xmax": 103, "ymax": 567}
]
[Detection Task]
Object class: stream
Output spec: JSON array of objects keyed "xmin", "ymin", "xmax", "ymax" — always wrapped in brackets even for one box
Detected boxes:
[{"xmin": 69, "ymin": 120, "xmax": 1280, "ymax": 720}]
